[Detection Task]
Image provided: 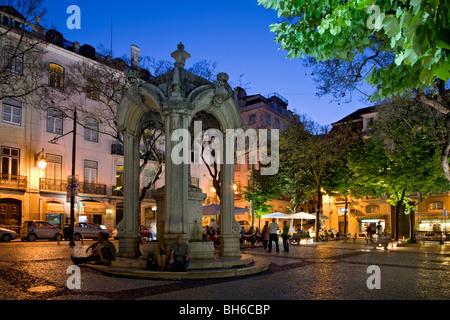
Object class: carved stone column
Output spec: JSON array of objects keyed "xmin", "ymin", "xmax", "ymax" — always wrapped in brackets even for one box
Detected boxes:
[
  {"xmin": 117, "ymin": 130, "xmax": 140, "ymax": 257},
  {"xmin": 163, "ymin": 109, "xmax": 191, "ymax": 245},
  {"xmin": 220, "ymin": 134, "xmax": 241, "ymax": 257}
]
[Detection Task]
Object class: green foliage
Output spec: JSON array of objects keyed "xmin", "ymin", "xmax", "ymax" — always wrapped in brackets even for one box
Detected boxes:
[
  {"xmin": 258, "ymin": 0, "xmax": 450, "ymax": 100},
  {"xmin": 351, "ymin": 100, "xmax": 449, "ymax": 208},
  {"xmin": 243, "ymin": 167, "xmax": 281, "ymax": 219}
]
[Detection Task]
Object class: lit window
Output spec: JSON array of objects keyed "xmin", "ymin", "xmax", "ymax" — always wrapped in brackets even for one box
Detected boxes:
[
  {"xmin": 45, "ymin": 154, "xmax": 62, "ymax": 180},
  {"xmin": 49, "ymin": 63, "xmax": 64, "ymax": 88},
  {"xmin": 84, "ymin": 118, "xmax": 99, "ymax": 142},
  {"xmin": 2, "ymin": 99, "xmax": 21, "ymax": 126},
  {"xmin": 429, "ymin": 201, "xmax": 443, "ymax": 210},
  {"xmin": 46, "ymin": 109, "xmax": 63, "ymax": 134}
]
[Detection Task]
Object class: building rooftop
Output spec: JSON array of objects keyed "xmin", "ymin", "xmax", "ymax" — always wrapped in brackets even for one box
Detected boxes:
[{"xmin": 332, "ymin": 106, "xmax": 378, "ymax": 125}]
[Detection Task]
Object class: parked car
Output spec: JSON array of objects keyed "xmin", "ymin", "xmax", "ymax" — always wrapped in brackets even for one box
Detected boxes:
[
  {"xmin": 111, "ymin": 225, "xmax": 155, "ymax": 240},
  {"xmin": 238, "ymin": 220, "xmax": 252, "ymax": 233},
  {"xmin": 0, "ymin": 227, "xmax": 18, "ymax": 242},
  {"xmin": 20, "ymin": 221, "xmax": 63, "ymax": 242},
  {"xmin": 63, "ymin": 222, "xmax": 110, "ymax": 241}
]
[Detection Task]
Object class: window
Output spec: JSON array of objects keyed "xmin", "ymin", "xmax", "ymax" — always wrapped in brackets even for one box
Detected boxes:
[
  {"xmin": 49, "ymin": 63, "xmax": 64, "ymax": 88},
  {"xmin": 1, "ymin": 147, "xmax": 20, "ymax": 176},
  {"xmin": 275, "ymin": 119, "xmax": 280, "ymax": 129},
  {"xmin": 429, "ymin": 201, "xmax": 443, "ymax": 210},
  {"xmin": 84, "ymin": 160, "xmax": 98, "ymax": 184},
  {"xmin": 45, "ymin": 154, "xmax": 62, "ymax": 180},
  {"xmin": 235, "ymin": 163, "xmax": 240, "ymax": 172},
  {"xmin": 266, "ymin": 114, "xmax": 271, "ymax": 125},
  {"xmin": 85, "ymin": 78, "xmax": 100, "ymax": 100},
  {"xmin": 46, "ymin": 109, "xmax": 63, "ymax": 134},
  {"xmin": 116, "ymin": 165, "xmax": 124, "ymax": 188},
  {"xmin": 366, "ymin": 205, "xmax": 379, "ymax": 214},
  {"xmin": 84, "ymin": 119, "xmax": 99, "ymax": 142},
  {"xmin": 272, "ymin": 103, "xmax": 278, "ymax": 111},
  {"xmin": 2, "ymin": 99, "xmax": 21, "ymax": 126},
  {"xmin": 248, "ymin": 114, "xmax": 255, "ymax": 125},
  {"xmin": 3, "ymin": 47, "xmax": 23, "ymax": 75}
]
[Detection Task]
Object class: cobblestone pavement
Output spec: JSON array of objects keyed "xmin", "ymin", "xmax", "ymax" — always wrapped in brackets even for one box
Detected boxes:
[{"xmin": 0, "ymin": 239, "xmax": 448, "ymax": 300}]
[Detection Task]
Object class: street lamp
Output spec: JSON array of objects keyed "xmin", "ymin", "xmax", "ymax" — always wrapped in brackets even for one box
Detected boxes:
[{"xmin": 34, "ymin": 148, "xmax": 47, "ymax": 170}]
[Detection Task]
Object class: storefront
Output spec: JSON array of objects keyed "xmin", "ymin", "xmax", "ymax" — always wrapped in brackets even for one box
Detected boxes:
[
  {"xmin": 418, "ymin": 219, "xmax": 450, "ymax": 232},
  {"xmin": 44, "ymin": 201, "xmax": 64, "ymax": 227},
  {"xmin": 358, "ymin": 218, "xmax": 386, "ymax": 236},
  {"xmin": 78, "ymin": 200, "xmax": 106, "ymax": 225}
]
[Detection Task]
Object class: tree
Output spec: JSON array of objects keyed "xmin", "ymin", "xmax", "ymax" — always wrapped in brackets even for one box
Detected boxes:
[
  {"xmin": 243, "ymin": 167, "xmax": 281, "ymax": 223},
  {"xmin": 280, "ymin": 116, "xmax": 339, "ymax": 241},
  {"xmin": 352, "ymin": 99, "xmax": 449, "ymax": 240},
  {"xmin": 323, "ymin": 121, "xmax": 367, "ymax": 235},
  {"xmin": 258, "ymin": 0, "xmax": 450, "ymax": 181},
  {"xmin": 0, "ymin": 1, "xmax": 48, "ymax": 102}
]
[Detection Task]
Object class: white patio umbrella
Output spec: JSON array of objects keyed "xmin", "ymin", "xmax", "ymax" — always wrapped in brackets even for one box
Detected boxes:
[
  {"xmin": 290, "ymin": 212, "xmax": 317, "ymax": 230},
  {"xmin": 261, "ymin": 212, "xmax": 288, "ymax": 225},
  {"xmin": 202, "ymin": 204, "xmax": 249, "ymax": 216}
]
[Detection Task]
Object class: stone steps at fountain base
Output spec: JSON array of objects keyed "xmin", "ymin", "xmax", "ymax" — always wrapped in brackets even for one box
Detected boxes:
[{"xmin": 85, "ymin": 254, "xmax": 269, "ymax": 280}]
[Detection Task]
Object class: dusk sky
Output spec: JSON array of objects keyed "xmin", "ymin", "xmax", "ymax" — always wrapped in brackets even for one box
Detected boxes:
[{"xmin": 42, "ymin": 0, "xmax": 373, "ymax": 126}]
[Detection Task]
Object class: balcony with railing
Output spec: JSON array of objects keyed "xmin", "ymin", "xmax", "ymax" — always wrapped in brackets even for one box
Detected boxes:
[
  {"xmin": 40, "ymin": 178, "xmax": 106, "ymax": 196},
  {"xmin": 78, "ymin": 182, "xmax": 107, "ymax": 195},
  {"xmin": 0, "ymin": 174, "xmax": 27, "ymax": 189}
]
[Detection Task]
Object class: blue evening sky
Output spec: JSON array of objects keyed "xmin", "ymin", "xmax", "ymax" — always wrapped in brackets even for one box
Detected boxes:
[{"xmin": 41, "ymin": 0, "xmax": 372, "ymax": 126}]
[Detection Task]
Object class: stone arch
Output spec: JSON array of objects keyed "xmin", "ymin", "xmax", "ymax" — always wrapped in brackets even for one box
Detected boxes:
[
  {"xmin": 115, "ymin": 83, "xmax": 165, "ymax": 257},
  {"xmin": 188, "ymin": 89, "xmax": 243, "ymax": 257},
  {"xmin": 115, "ymin": 45, "xmax": 242, "ymax": 258}
]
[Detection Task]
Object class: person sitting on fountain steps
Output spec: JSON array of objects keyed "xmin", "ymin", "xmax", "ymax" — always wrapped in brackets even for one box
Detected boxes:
[
  {"xmin": 169, "ymin": 235, "xmax": 191, "ymax": 272},
  {"xmin": 71, "ymin": 232, "xmax": 116, "ymax": 265}
]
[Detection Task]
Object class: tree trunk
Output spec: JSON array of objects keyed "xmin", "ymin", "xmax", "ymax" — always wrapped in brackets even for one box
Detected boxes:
[
  {"xmin": 315, "ymin": 182, "xmax": 322, "ymax": 242},
  {"xmin": 395, "ymin": 204, "xmax": 401, "ymax": 241},
  {"xmin": 409, "ymin": 208, "xmax": 416, "ymax": 243},
  {"xmin": 344, "ymin": 195, "xmax": 348, "ymax": 235},
  {"xmin": 394, "ymin": 189, "xmax": 406, "ymax": 241}
]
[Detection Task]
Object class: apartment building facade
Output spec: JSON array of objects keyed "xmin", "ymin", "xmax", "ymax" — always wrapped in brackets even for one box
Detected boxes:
[
  {"xmin": 326, "ymin": 106, "xmax": 450, "ymax": 237},
  {"xmin": 0, "ymin": 7, "xmax": 159, "ymax": 234}
]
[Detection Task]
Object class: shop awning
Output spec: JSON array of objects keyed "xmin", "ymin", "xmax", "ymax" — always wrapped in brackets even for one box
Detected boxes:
[
  {"xmin": 45, "ymin": 202, "xmax": 64, "ymax": 214},
  {"xmin": 81, "ymin": 201, "xmax": 106, "ymax": 215},
  {"xmin": 202, "ymin": 204, "xmax": 248, "ymax": 216}
]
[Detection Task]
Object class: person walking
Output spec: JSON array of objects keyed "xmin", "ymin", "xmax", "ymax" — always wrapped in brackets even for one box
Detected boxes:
[
  {"xmin": 262, "ymin": 221, "xmax": 269, "ymax": 250},
  {"xmin": 268, "ymin": 218, "xmax": 280, "ymax": 253},
  {"xmin": 282, "ymin": 220, "xmax": 290, "ymax": 252}
]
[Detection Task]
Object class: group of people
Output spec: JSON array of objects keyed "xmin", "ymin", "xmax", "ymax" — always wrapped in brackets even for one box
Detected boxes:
[
  {"xmin": 71, "ymin": 232, "xmax": 192, "ymax": 272},
  {"xmin": 261, "ymin": 218, "xmax": 290, "ymax": 253},
  {"xmin": 366, "ymin": 222, "xmax": 383, "ymax": 241},
  {"xmin": 203, "ymin": 219, "xmax": 220, "ymax": 239},
  {"xmin": 146, "ymin": 235, "xmax": 191, "ymax": 272}
]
